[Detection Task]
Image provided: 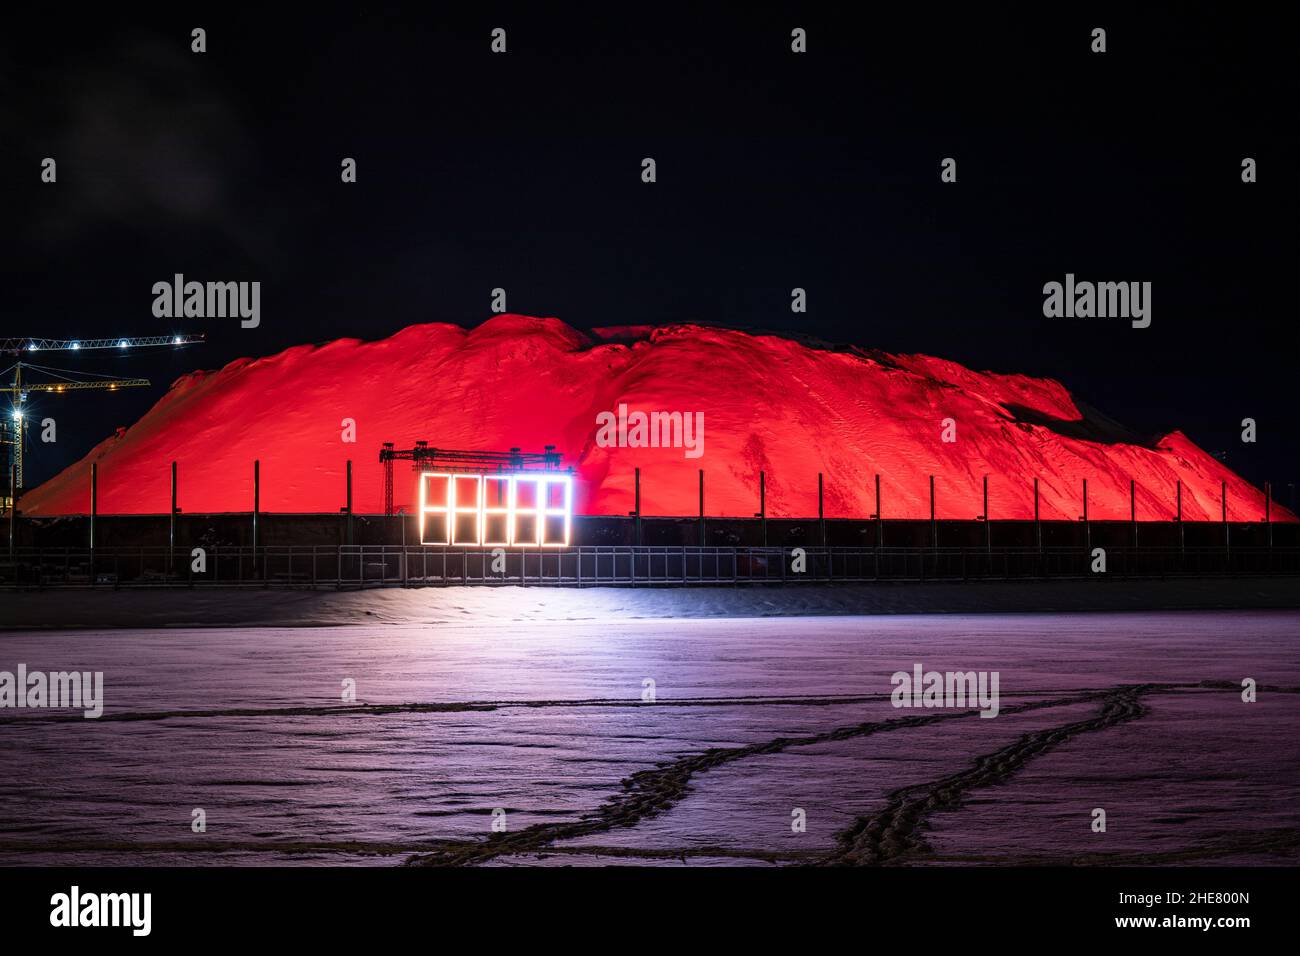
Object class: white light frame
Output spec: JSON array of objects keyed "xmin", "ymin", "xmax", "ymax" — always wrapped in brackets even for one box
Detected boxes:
[{"xmin": 419, "ymin": 472, "xmax": 572, "ymax": 547}]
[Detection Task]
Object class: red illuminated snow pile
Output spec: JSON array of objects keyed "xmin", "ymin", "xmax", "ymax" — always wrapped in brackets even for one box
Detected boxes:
[{"xmin": 18, "ymin": 315, "xmax": 1291, "ymax": 521}]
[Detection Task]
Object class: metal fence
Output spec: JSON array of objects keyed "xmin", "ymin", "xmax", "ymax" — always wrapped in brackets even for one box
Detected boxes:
[{"xmin": 2, "ymin": 544, "xmax": 1298, "ymax": 589}]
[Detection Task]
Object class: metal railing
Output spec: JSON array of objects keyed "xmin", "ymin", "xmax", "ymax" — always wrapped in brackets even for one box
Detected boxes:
[{"xmin": 2, "ymin": 545, "xmax": 1298, "ymax": 589}]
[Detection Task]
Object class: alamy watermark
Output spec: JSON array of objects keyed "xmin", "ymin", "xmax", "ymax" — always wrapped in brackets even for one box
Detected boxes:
[
  {"xmin": 152, "ymin": 273, "xmax": 260, "ymax": 328},
  {"xmin": 595, "ymin": 403, "xmax": 704, "ymax": 459},
  {"xmin": 0, "ymin": 664, "xmax": 103, "ymax": 718},
  {"xmin": 891, "ymin": 662, "xmax": 999, "ymax": 718},
  {"xmin": 50, "ymin": 886, "xmax": 150, "ymax": 936},
  {"xmin": 1042, "ymin": 274, "xmax": 1150, "ymax": 328}
]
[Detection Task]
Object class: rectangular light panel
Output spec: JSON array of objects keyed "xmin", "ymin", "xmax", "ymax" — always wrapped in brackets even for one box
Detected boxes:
[{"xmin": 419, "ymin": 472, "xmax": 572, "ymax": 547}]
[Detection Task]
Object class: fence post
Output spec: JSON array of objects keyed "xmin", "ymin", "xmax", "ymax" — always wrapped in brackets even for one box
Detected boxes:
[
  {"xmin": 1082, "ymin": 478, "xmax": 1089, "ymax": 558},
  {"xmin": 8, "ymin": 462, "xmax": 15, "ymax": 560},
  {"xmin": 818, "ymin": 472, "xmax": 826, "ymax": 547},
  {"xmin": 345, "ymin": 460, "xmax": 353, "ymax": 546},
  {"xmin": 634, "ymin": 468, "xmax": 644, "ymax": 548},
  {"xmin": 698, "ymin": 469, "xmax": 705, "ymax": 547},
  {"xmin": 1034, "ymin": 477, "xmax": 1041, "ymax": 555},
  {"xmin": 983, "ymin": 475, "xmax": 990, "ymax": 553},
  {"xmin": 169, "ymin": 460, "xmax": 177, "ymax": 574},
  {"xmin": 929, "ymin": 475, "xmax": 936, "ymax": 550},
  {"xmin": 1266, "ymin": 481, "xmax": 1272, "ymax": 551},
  {"xmin": 1222, "ymin": 479, "xmax": 1229, "ymax": 563},
  {"xmin": 759, "ymin": 471, "xmax": 767, "ymax": 547},
  {"xmin": 1177, "ymin": 479, "xmax": 1184, "ymax": 559},
  {"xmin": 90, "ymin": 462, "xmax": 97, "ymax": 582},
  {"xmin": 253, "ymin": 459, "xmax": 260, "ymax": 571},
  {"xmin": 1130, "ymin": 478, "xmax": 1137, "ymax": 551},
  {"xmin": 875, "ymin": 473, "xmax": 882, "ymax": 550}
]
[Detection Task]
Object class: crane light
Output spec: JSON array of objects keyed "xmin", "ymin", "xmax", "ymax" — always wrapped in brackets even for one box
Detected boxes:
[{"xmin": 119, "ymin": 340, "xmax": 129, "ymax": 348}]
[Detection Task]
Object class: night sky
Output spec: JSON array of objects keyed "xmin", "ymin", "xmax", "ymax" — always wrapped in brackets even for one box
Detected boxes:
[{"xmin": 4, "ymin": 6, "xmax": 1296, "ymax": 504}]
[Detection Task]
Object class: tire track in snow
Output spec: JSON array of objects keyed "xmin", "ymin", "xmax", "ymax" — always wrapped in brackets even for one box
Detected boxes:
[
  {"xmin": 403, "ymin": 685, "xmax": 1150, "ymax": 867},
  {"xmin": 820, "ymin": 684, "xmax": 1149, "ymax": 865}
]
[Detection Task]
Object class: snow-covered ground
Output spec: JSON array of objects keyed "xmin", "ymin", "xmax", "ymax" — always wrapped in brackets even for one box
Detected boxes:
[{"xmin": 1, "ymin": 610, "xmax": 1296, "ymax": 866}]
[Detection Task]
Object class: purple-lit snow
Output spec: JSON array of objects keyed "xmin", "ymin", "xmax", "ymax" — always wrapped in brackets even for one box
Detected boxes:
[{"xmin": 1, "ymin": 608, "xmax": 1296, "ymax": 866}]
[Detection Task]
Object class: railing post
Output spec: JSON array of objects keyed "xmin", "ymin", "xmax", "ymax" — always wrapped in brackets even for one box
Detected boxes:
[{"xmin": 759, "ymin": 471, "xmax": 767, "ymax": 547}]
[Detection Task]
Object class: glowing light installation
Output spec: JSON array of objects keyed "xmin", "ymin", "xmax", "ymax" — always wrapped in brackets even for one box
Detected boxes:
[{"xmin": 418, "ymin": 471, "xmax": 573, "ymax": 546}]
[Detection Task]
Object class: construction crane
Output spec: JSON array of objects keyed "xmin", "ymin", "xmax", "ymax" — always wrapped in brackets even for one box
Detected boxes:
[
  {"xmin": 2, "ymin": 333, "xmax": 204, "ymax": 496},
  {"xmin": 2, "ymin": 333, "xmax": 204, "ymax": 355}
]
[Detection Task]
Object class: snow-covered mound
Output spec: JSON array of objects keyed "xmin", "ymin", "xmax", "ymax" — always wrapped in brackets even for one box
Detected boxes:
[{"xmin": 18, "ymin": 316, "xmax": 1289, "ymax": 521}]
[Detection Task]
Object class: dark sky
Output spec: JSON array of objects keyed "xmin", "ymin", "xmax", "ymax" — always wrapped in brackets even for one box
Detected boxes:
[{"xmin": 4, "ymin": 6, "xmax": 1296, "ymax": 504}]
